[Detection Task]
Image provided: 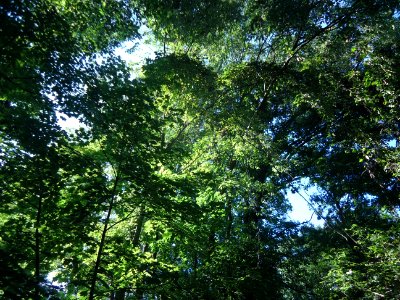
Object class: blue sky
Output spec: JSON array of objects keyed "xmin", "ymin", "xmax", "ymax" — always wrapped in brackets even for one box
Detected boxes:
[{"xmin": 286, "ymin": 184, "xmax": 323, "ymax": 226}]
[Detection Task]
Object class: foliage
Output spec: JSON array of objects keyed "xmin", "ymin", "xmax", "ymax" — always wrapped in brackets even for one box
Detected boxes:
[{"xmin": 1, "ymin": 0, "xmax": 399, "ymax": 299}]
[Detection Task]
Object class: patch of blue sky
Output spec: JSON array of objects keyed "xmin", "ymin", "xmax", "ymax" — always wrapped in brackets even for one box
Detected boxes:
[
  {"xmin": 114, "ymin": 25, "xmax": 157, "ymax": 65},
  {"xmin": 114, "ymin": 40, "xmax": 156, "ymax": 64},
  {"xmin": 56, "ymin": 111, "xmax": 82, "ymax": 132},
  {"xmin": 286, "ymin": 178, "xmax": 324, "ymax": 227},
  {"xmin": 387, "ymin": 139, "xmax": 397, "ymax": 148}
]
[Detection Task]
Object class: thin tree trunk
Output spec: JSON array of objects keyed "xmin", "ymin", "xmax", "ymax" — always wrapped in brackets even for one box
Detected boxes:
[
  {"xmin": 127, "ymin": 206, "xmax": 146, "ymax": 300},
  {"xmin": 34, "ymin": 194, "xmax": 42, "ymax": 300},
  {"xmin": 132, "ymin": 205, "xmax": 145, "ymax": 246},
  {"xmin": 89, "ymin": 175, "xmax": 120, "ymax": 300},
  {"xmin": 225, "ymin": 197, "xmax": 233, "ymax": 241}
]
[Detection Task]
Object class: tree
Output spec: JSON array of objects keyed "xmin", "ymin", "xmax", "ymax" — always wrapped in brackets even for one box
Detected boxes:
[
  {"xmin": 1, "ymin": 0, "xmax": 399, "ymax": 299},
  {"xmin": 1, "ymin": 1, "xmax": 141, "ymax": 298}
]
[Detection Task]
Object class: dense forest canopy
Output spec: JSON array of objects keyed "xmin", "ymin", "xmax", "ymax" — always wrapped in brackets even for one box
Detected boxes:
[{"xmin": 1, "ymin": 0, "xmax": 399, "ymax": 299}]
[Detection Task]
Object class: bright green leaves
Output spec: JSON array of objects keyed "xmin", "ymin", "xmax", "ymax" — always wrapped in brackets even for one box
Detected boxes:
[
  {"xmin": 136, "ymin": 0, "xmax": 241, "ymax": 44},
  {"xmin": 299, "ymin": 221, "xmax": 400, "ymax": 299},
  {"xmin": 1, "ymin": 1, "xmax": 145, "ymax": 298},
  {"xmin": 52, "ymin": 0, "xmax": 140, "ymax": 52},
  {"xmin": 2, "ymin": 0, "xmax": 400, "ymax": 299},
  {"xmin": 143, "ymin": 54, "xmax": 217, "ymax": 167}
]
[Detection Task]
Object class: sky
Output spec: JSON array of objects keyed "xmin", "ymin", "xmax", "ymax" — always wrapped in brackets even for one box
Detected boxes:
[{"xmin": 286, "ymin": 182, "xmax": 323, "ymax": 226}]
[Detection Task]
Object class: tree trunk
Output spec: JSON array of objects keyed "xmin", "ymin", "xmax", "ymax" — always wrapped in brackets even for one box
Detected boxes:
[
  {"xmin": 132, "ymin": 205, "xmax": 145, "ymax": 246},
  {"xmin": 225, "ymin": 197, "xmax": 233, "ymax": 241},
  {"xmin": 89, "ymin": 175, "xmax": 120, "ymax": 300},
  {"xmin": 34, "ymin": 194, "xmax": 42, "ymax": 300},
  {"xmin": 113, "ymin": 204, "xmax": 146, "ymax": 300}
]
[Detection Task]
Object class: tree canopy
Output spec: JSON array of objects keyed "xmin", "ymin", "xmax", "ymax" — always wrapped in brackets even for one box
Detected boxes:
[{"xmin": 1, "ymin": 0, "xmax": 399, "ymax": 299}]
